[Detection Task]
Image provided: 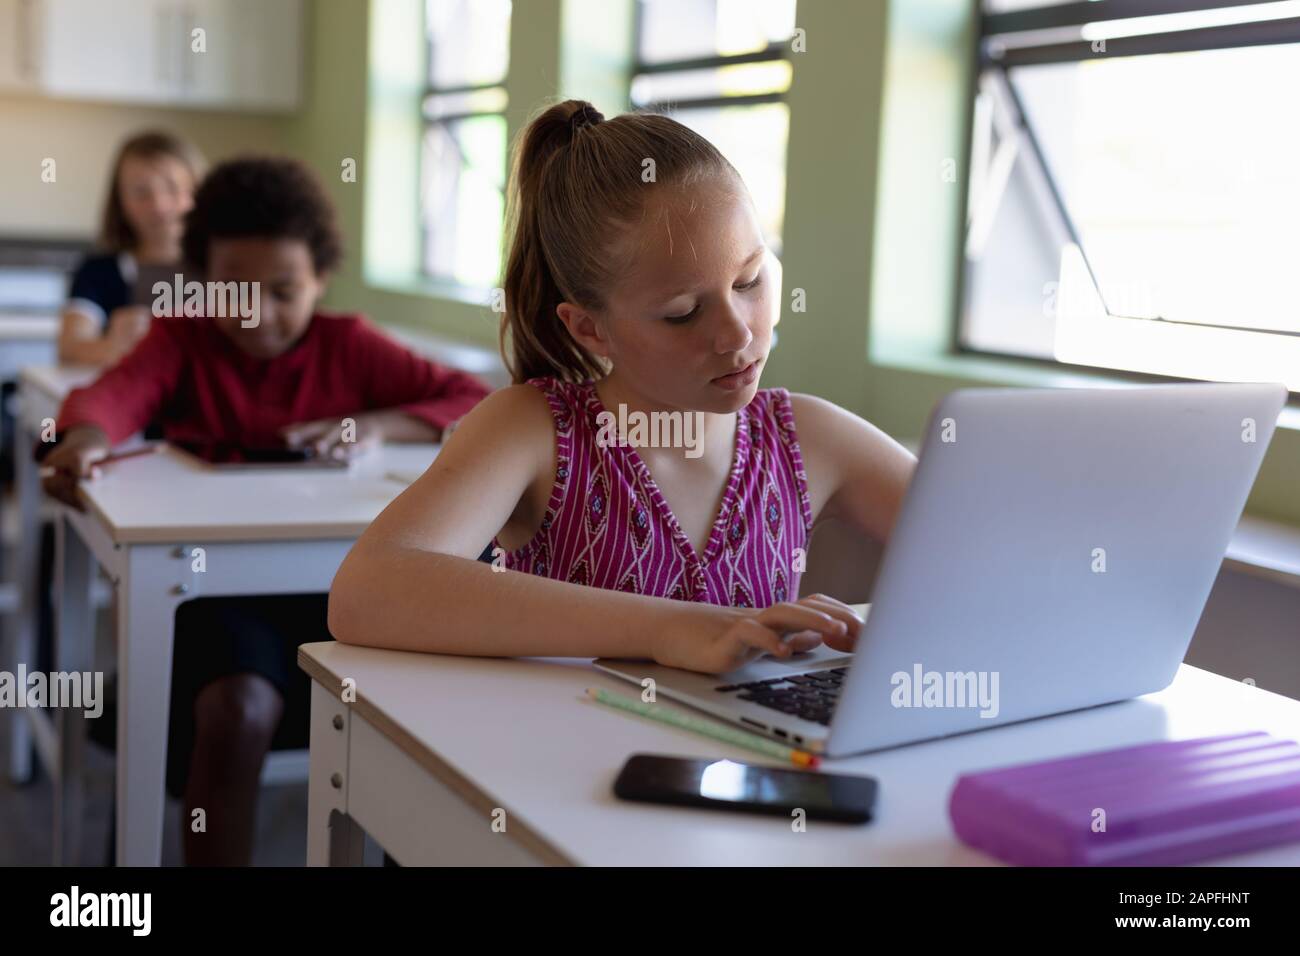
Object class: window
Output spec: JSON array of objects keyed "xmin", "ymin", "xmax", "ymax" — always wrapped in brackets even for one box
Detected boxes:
[
  {"xmin": 630, "ymin": 0, "xmax": 797, "ymax": 252},
  {"xmin": 960, "ymin": 1, "xmax": 1300, "ymax": 390},
  {"xmin": 421, "ymin": 0, "xmax": 511, "ymax": 289}
]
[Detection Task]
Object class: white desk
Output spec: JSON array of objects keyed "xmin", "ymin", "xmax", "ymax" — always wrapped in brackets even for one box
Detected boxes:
[
  {"xmin": 298, "ymin": 638, "xmax": 1300, "ymax": 867},
  {"xmin": 0, "ymin": 315, "xmax": 59, "ymax": 383},
  {"xmin": 13, "ymin": 364, "xmax": 103, "ymax": 429},
  {"xmin": 0, "ymin": 345, "xmax": 66, "ymax": 611},
  {"xmin": 49, "ymin": 439, "xmax": 440, "ymax": 866},
  {"xmin": 3, "ymin": 365, "xmax": 99, "ymax": 787}
]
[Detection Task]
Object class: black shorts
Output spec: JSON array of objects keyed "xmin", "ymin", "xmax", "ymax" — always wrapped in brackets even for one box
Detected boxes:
[
  {"xmin": 85, "ymin": 593, "xmax": 331, "ymax": 798},
  {"xmin": 163, "ymin": 593, "xmax": 332, "ymax": 798},
  {"xmin": 90, "ymin": 547, "xmax": 491, "ymax": 799}
]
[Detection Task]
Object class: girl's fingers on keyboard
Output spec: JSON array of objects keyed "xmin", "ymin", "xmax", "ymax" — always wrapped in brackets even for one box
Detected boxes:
[
  {"xmin": 798, "ymin": 593, "xmax": 864, "ymax": 628},
  {"xmin": 779, "ymin": 630, "xmax": 824, "ymax": 653},
  {"xmin": 733, "ymin": 617, "xmax": 791, "ymax": 659},
  {"xmin": 797, "ymin": 595, "xmax": 864, "ymax": 651},
  {"xmin": 754, "ymin": 602, "xmax": 846, "ymax": 641}
]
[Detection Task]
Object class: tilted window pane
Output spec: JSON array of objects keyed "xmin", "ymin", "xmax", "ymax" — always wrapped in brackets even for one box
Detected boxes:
[
  {"xmin": 1012, "ymin": 44, "xmax": 1300, "ymax": 332},
  {"xmin": 427, "ymin": 0, "xmax": 512, "ymax": 89},
  {"xmin": 422, "ymin": 115, "xmax": 508, "ymax": 287},
  {"xmin": 666, "ymin": 103, "xmax": 789, "ymax": 248},
  {"xmin": 638, "ymin": 0, "xmax": 796, "ymax": 63}
]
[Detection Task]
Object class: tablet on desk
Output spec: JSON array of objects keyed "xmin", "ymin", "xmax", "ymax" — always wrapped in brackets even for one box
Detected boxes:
[{"xmin": 168, "ymin": 439, "xmax": 354, "ymax": 470}]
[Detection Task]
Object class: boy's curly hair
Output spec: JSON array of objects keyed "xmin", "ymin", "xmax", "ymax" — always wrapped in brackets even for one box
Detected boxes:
[{"xmin": 182, "ymin": 156, "xmax": 343, "ymax": 274}]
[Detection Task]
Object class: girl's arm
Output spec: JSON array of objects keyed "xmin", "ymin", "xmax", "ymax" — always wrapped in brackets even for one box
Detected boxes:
[
  {"xmin": 790, "ymin": 393, "xmax": 918, "ymax": 542},
  {"xmin": 58, "ymin": 306, "xmax": 149, "ymax": 366},
  {"xmin": 58, "ymin": 308, "xmax": 120, "ymax": 366},
  {"xmin": 328, "ymin": 385, "xmax": 860, "ymax": 671}
]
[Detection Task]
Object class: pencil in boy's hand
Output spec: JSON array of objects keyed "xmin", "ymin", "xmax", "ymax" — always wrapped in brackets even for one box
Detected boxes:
[
  {"xmin": 98, "ymin": 445, "xmax": 161, "ymax": 466},
  {"xmin": 584, "ymin": 686, "xmax": 821, "ymax": 769},
  {"xmin": 38, "ymin": 443, "xmax": 160, "ymax": 480}
]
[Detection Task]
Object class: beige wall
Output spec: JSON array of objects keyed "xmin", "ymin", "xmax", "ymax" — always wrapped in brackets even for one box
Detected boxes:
[{"xmin": 0, "ymin": 93, "xmax": 293, "ymax": 240}]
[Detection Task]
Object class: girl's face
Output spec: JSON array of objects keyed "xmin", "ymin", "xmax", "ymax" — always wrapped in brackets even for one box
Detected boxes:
[
  {"xmin": 117, "ymin": 154, "xmax": 195, "ymax": 251},
  {"xmin": 565, "ymin": 178, "xmax": 778, "ymax": 414}
]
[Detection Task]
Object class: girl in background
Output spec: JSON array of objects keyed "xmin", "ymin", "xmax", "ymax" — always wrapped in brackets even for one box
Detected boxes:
[
  {"xmin": 60, "ymin": 130, "xmax": 203, "ymax": 366},
  {"xmin": 331, "ymin": 101, "xmax": 916, "ymax": 673}
]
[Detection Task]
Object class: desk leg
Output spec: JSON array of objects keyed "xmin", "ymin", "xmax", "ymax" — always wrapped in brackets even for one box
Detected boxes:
[
  {"xmin": 52, "ymin": 513, "xmax": 94, "ymax": 865},
  {"xmin": 306, "ymin": 681, "xmax": 363, "ymax": 866},
  {"xmin": 3, "ymin": 421, "xmax": 39, "ymax": 784},
  {"xmin": 115, "ymin": 545, "xmax": 183, "ymax": 867}
]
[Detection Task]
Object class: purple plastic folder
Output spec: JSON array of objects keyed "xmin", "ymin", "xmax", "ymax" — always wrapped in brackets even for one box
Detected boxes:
[{"xmin": 948, "ymin": 732, "xmax": 1300, "ymax": 866}]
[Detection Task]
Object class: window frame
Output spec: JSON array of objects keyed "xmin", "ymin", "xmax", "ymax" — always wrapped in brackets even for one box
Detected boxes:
[
  {"xmin": 630, "ymin": 39, "xmax": 791, "ymax": 113},
  {"xmin": 419, "ymin": 5, "xmax": 511, "ymax": 289},
  {"xmin": 956, "ymin": 0, "xmax": 1300, "ymax": 384},
  {"xmin": 630, "ymin": 0, "xmax": 795, "ymax": 112},
  {"xmin": 629, "ymin": 2, "xmax": 796, "ymax": 251}
]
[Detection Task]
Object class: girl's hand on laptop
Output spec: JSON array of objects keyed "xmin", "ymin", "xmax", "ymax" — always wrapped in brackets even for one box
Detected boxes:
[
  {"xmin": 657, "ymin": 595, "xmax": 864, "ymax": 675},
  {"xmin": 39, "ymin": 425, "xmax": 111, "ymax": 510}
]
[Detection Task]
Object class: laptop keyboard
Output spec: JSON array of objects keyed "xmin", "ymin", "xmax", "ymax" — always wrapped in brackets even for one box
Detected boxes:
[{"xmin": 714, "ymin": 667, "xmax": 847, "ymax": 726}]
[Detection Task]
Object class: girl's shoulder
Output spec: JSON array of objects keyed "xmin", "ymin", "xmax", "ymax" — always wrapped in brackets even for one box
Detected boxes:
[
  {"xmin": 67, "ymin": 253, "xmax": 131, "ymax": 314},
  {"xmin": 473, "ymin": 380, "xmax": 558, "ymax": 427},
  {"xmin": 439, "ymin": 382, "xmax": 557, "ymax": 475},
  {"xmin": 783, "ymin": 390, "xmax": 916, "ymax": 479},
  {"xmin": 521, "ymin": 375, "xmax": 595, "ymax": 403},
  {"xmin": 72, "ymin": 252, "xmax": 124, "ymax": 276},
  {"xmin": 456, "ymin": 377, "xmax": 594, "ymax": 437},
  {"xmin": 783, "ymin": 390, "xmax": 847, "ymax": 434},
  {"xmin": 519, "ymin": 376, "xmax": 602, "ymax": 429},
  {"xmin": 780, "ymin": 391, "xmax": 862, "ymax": 457}
]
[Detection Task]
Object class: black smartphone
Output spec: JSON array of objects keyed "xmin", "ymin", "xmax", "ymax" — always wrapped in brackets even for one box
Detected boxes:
[
  {"xmin": 170, "ymin": 440, "xmax": 344, "ymax": 468},
  {"xmin": 240, "ymin": 445, "xmax": 316, "ymax": 463},
  {"xmin": 613, "ymin": 753, "xmax": 877, "ymax": 823}
]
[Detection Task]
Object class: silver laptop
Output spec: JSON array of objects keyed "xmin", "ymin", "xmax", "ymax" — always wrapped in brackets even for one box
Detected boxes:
[{"xmin": 595, "ymin": 383, "xmax": 1287, "ymax": 758}]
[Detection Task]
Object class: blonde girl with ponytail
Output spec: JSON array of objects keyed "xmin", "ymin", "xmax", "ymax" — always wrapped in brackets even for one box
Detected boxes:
[{"xmin": 331, "ymin": 101, "xmax": 915, "ymax": 675}]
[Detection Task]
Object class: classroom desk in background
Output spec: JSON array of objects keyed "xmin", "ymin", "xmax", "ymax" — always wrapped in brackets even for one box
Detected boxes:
[
  {"xmin": 44, "ymin": 439, "xmax": 441, "ymax": 867},
  {"xmin": 297, "ymin": 631, "xmax": 1300, "ymax": 867},
  {"xmin": 3, "ymin": 365, "xmax": 100, "ymax": 787},
  {"xmin": 0, "ymin": 315, "xmax": 59, "ymax": 383}
]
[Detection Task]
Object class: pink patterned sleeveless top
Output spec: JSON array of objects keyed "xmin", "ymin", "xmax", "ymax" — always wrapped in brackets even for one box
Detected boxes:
[{"xmin": 494, "ymin": 378, "xmax": 814, "ymax": 607}]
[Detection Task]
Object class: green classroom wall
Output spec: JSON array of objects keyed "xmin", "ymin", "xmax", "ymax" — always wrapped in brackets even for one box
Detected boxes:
[{"xmin": 285, "ymin": 0, "xmax": 1299, "ymax": 527}]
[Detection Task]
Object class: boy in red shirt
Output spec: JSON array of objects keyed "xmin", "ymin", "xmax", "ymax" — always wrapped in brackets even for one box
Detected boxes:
[{"xmin": 40, "ymin": 157, "xmax": 491, "ymax": 865}]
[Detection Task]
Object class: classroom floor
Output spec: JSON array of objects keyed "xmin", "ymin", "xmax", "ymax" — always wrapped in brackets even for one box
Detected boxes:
[
  {"xmin": 0, "ymin": 742, "xmax": 309, "ymax": 866},
  {"xmin": 1, "ymin": 499, "xmax": 317, "ymax": 867}
]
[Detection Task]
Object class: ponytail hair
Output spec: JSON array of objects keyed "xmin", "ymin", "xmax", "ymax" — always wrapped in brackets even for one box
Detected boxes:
[{"xmin": 500, "ymin": 100, "xmax": 735, "ymax": 384}]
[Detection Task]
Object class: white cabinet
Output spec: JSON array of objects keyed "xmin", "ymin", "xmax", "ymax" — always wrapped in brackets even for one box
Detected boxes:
[
  {"xmin": 0, "ymin": 0, "xmax": 302, "ymax": 113},
  {"xmin": 39, "ymin": 0, "xmax": 171, "ymax": 103},
  {"xmin": 181, "ymin": 0, "xmax": 302, "ymax": 112},
  {"xmin": 0, "ymin": 0, "xmax": 42, "ymax": 92}
]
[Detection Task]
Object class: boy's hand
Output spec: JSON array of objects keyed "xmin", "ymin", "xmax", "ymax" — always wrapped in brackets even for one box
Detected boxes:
[
  {"xmin": 40, "ymin": 426, "xmax": 111, "ymax": 510},
  {"xmin": 654, "ymin": 594, "xmax": 864, "ymax": 675},
  {"xmin": 282, "ymin": 412, "xmax": 385, "ymax": 460}
]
